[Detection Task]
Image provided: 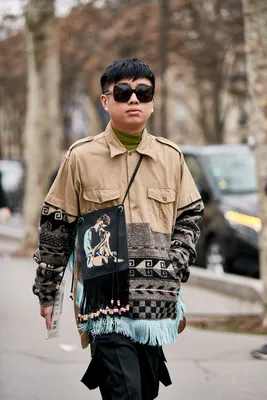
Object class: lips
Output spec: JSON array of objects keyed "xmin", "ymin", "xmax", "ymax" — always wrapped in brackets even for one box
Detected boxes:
[{"xmin": 127, "ymin": 109, "xmax": 141, "ymax": 113}]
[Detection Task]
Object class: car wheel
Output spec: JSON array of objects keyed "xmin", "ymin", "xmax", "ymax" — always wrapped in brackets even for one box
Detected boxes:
[{"xmin": 205, "ymin": 239, "xmax": 227, "ymax": 276}]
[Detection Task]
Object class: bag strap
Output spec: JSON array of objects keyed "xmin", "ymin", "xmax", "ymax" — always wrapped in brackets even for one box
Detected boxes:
[
  {"xmin": 67, "ymin": 154, "xmax": 144, "ymax": 295},
  {"xmin": 122, "ymin": 154, "xmax": 143, "ymax": 205}
]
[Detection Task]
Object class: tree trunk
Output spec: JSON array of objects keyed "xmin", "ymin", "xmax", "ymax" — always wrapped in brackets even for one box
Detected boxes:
[
  {"xmin": 242, "ymin": 0, "xmax": 267, "ymax": 326},
  {"xmin": 159, "ymin": 0, "xmax": 169, "ymax": 138},
  {"xmin": 23, "ymin": 0, "xmax": 63, "ymax": 253},
  {"xmin": 197, "ymin": 84, "xmax": 214, "ymax": 144},
  {"xmin": 213, "ymin": 79, "xmax": 224, "ymax": 144}
]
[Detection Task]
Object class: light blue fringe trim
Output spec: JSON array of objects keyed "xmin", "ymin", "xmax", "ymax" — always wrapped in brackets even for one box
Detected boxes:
[
  {"xmin": 67, "ymin": 235, "xmax": 186, "ymax": 346},
  {"xmin": 82, "ymin": 294, "xmax": 185, "ymax": 346},
  {"xmin": 66, "ymin": 237, "xmax": 84, "ymax": 306},
  {"xmin": 66, "ymin": 233, "xmax": 78, "ymax": 274}
]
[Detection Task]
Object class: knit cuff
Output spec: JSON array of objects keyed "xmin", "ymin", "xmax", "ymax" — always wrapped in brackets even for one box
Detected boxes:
[{"xmin": 39, "ymin": 299, "xmax": 55, "ymax": 307}]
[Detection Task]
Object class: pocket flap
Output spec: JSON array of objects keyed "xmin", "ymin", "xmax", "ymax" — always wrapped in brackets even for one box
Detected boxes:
[
  {"xmin": 147, "ymin": 188, "xmax": 176, "ymax": 203},
  {"xmin": 83, "ymin": 188, "xmax": 120, "ymax": 204}
]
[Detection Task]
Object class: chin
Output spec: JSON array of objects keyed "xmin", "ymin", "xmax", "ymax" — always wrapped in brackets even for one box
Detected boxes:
[
  {"xmin": 112, "ymin": 117, "xmax": 146, "ymax": 131},
  {"xmin": 125, "ymin": 116, "xmax": 146, "ymax": 124},
  {"xmin": 125, "ymin": 121, "xmax": 145, "ymax": 129}
]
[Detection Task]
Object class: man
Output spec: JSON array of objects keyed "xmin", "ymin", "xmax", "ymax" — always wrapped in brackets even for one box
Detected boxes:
[
  {"xmin": 48, "ymin": 148, "xmax": 68, "ymax": 190},
  {"xmin": 33, "ymin": 57, "xmax": 204, "ymax": 399},
  {"xmin": 84, "ymin": 214, "xmax": 114, "ymax": 268}
]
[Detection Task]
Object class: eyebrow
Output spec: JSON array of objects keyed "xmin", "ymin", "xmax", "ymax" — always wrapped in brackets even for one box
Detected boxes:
[{"xmin": 115, "ymin": 82, "xmax": 151, "ymax": 87}]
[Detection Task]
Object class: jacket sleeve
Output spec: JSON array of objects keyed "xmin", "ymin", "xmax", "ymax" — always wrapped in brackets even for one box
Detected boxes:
[
  {"xmin": 32, "ymin": 154, "xmax": 79, "ymax": 306},
  {"xmin": 170, "ymin": 156, "xmax": 204, "ymax": 282},
  {"xmin": 32, "ymin": 203, "xmax": 77, "ymax": 306}
]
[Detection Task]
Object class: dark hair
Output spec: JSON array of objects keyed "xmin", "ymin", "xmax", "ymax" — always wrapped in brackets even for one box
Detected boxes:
[
  {"xmin": 100, "ymin": 57, "xmax": 155, "ymax": 93},
  {"xmin": 97, "ymin": 214, "xmax": 111, "ymax": 226}
]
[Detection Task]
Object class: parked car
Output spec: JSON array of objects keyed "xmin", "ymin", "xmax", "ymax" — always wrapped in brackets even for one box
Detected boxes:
[
  {"xmin": 181, "ymin": 144, "xmax": 260, "ymax": 278},
  {"xmin": 0, "ymin": 160, "xmax": 24, "ymax": 212}
]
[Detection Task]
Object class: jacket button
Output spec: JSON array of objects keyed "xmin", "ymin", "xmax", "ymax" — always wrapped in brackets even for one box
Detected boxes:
[
  {"xmin": 163, "ymin": 197, "xmax": 167, "ymax": 202},
  {"xmin": 128, "ymin": 152, "xmax": 132, "ymax": 156},
  {"xmin": 133, "ymin": 205, "xmax": 137, "ymax": 210}
]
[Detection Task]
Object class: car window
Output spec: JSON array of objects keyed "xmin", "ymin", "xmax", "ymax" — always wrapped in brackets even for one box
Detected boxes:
[
  {"xmin": 205, "ymin": 149, "xmax": 256, "ymax": 194},
  {"xmin": 0, "ymin": 160, "xmax": 23, "ymax": 191}
]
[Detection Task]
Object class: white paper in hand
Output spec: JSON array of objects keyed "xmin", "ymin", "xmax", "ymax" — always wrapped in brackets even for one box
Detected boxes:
[{"xmin": 46, "ymin": 280, "xmax": 66, "ymax": 340}]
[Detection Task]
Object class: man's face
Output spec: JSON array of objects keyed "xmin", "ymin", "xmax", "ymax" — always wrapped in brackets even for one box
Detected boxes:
[
  {"xmin": 100, "ymin": 78, "xmax": 154, "ymax": 133},
  {"xmin": 97, "ymin": 220, "xmax": 107, "ymax": 232}
]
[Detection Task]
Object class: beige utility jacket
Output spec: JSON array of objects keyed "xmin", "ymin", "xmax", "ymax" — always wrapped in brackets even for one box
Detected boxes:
[
  {"xmin": 45, "ymin": 122, "xmax": 202, "ymax": 348},
  {"xmin": 46, "ymin": 123, "xmax": 200, "ymax": 231}
]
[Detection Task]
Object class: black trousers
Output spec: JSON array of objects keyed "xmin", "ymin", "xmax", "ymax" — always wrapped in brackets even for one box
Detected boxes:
[{"xmin": 81, "ymin": 333, "xmax": 172, "ymax": 400}]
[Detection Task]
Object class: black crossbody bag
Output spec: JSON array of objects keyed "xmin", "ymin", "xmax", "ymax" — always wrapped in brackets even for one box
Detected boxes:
[{"xmin": 76, "ymin": 155, "xmax": 143, "ymax": 323}]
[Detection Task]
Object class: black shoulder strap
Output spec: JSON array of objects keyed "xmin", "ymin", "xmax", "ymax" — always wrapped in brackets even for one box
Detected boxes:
[{"xmin": 122, "ymin": 154, "xmax": 143, "ymax": 205}]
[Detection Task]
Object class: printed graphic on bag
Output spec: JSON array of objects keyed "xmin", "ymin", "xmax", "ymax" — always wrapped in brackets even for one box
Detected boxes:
[
  {"xmin": 76, "ymin": 205, "xmax": 130, "ymax": 320},
  {"xmin": 83, "ymin": 213, "xmax": 124, "ymax": 269},
  {"xmin": 78, "ymin": 205, "xmax": 129, "ymax": 279}
]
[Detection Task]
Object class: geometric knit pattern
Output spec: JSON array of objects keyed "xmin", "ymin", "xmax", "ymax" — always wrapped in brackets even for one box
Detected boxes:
[
  {"xmin": 125, "ymin": 200, "xmax": 203, "ymax": 320},
  {"xmin": 33, "ymin": 200, "xmax": 203, "ymax": 314},
  {"xmin": 130, "ymin": 299, "xmax": 177, "ymax": 320},
  {"xmin": 171, "ymin": 199, "xmax": 203, "ymax": 282},
  {"xmin": 32, "ymin": 204, "xmax": 76, "ymax": 306},
  {"xmin": 128, "ymin": 257, "xmax": 179, "ymax": 320}
]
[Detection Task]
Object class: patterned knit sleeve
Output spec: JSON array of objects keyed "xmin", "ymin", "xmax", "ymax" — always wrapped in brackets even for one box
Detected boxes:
[
  {"xmin": 170, "ymin": 200, "xmax": 204, "ymax": 282},
  {"xmin": 170, "ymin": 155, "xmax": 204, "ymax": 282},
  {"xmin": 32, "ymin": 151, "xmax": 80, "ymax": 306},
  {"xmin": 32, "ymin": 203, "xmax": 77, "ymax": 306}
]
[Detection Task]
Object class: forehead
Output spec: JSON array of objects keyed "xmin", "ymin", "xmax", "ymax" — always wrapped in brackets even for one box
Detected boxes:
[{"xmin": 111, "ymin": 78, "xmax": 152, "ymax": 88}]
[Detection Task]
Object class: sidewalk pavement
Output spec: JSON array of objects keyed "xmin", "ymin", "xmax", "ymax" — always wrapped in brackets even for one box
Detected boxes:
[
  {"xmin": 1, "ymin": 255, "xmax": 266, "ymax": 400},
  {"xmin": 0, "ymin": 216, "xmax": 266, "ymax": 399},
  {"xmin": 0, "ymin": 213, "xmax": 23, "ymax": 240}
]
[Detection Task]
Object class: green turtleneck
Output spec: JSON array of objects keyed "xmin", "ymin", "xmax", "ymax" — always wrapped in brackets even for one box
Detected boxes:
[{"xmin": 112, "ymin": 126, "xmax": 142, "ymax": 150}]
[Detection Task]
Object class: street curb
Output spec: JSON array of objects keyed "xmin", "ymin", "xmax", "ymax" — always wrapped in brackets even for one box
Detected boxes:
[
  {"xmin": 0, "ymin": 226, "xmax": 263, "ymax": 302},
  {"xmin": 0, "ymin": 226, "xmax": 23, "ymax": 240},
  {"xmin": 188, "ymin": 266, "xmax": 263, "ymax": 302}
]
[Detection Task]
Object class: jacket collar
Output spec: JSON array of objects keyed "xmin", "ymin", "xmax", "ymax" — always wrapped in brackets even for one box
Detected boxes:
[{"xmin": 104, "ymin": 122, "xmax": 157, "ymax": 161}]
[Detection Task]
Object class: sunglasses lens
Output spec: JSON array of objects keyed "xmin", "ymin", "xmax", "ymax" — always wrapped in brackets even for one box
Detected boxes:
[
  {"xmin": 113, "ymin": 84, "xmax": 154, "ymax": 103},
  {"xmin": 136, "ymin": 85, "xmax": 154, "ymax": 103},
  {"xmin": 113, "ymin": 84, "xmax": 132, "ymax": 103}
]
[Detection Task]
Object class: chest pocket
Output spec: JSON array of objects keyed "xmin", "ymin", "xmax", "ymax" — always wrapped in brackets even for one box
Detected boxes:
[
  {"xmin": 147, "ymin": 187, "xmax": 176, "ymax": 233},
  {"xmin": 80, "ymin": 188, "xmax": 121, "ymax": 214}
]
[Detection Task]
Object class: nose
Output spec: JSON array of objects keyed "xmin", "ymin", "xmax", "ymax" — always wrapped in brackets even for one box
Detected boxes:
[{"xmin": 128, "ymin": 92, "xmax": 139, "ymax": 104}]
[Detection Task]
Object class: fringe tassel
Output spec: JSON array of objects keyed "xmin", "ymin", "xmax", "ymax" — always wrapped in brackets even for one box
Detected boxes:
[
  {"xmin": 66, "ymin": 233, "xmax": 78, "ymax": 273},
  {"xmin": 82, "ymin": 295, "xmax": 185, "ymax": 347},
  {"xmin": 76, "ymin": 281, "xmax": 84, "ymax": 306},
  {"xmin": 68, "ymin": 234, "xmax": 186, "ymax": 346},
  {"xmin": 79, "ymin": 267, "xmax": 129, "ymax": 317},
  {"xmin": 66, "ymin": 250, "xmax": 75, "ymax": 273},
  {"xmin": 83, "ymin": 316, "xmax": 178, "ymax": 346}
]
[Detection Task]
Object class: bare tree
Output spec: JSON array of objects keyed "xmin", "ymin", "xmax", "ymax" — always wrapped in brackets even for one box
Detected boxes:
[
  {"xmin": 0, "ymin": 30, "xmax": 27, "ymax": 159},
  {"xmin": 242, "ymin": 0, "xmax": 267, "ymax": 326},
  {"xmin": 1, "ymin": 0, "xmax": 249, "ymax": 154},
  {"xmin": 170, "ymin": 0, "xmax": 246, "ymax": 143},
  {"xmin": 23, "ymin": 0, "xmax": 63, "ymax": 252},
  {"xmin": 158, "ymin": 0, "xmax": 170, "ymax": 138}
]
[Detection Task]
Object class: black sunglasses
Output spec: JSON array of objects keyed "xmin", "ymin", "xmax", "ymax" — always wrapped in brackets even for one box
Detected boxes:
[{"xmin": 104, "ymin": 83, "xmax": 154, "ymax": 103}]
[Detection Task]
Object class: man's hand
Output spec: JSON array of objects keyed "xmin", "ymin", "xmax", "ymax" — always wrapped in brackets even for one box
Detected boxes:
[
  {"xmin": 40, "ymin": 305, "xmax": 53, "ymax": 329},
  {"xmin": 0, "ymin": 207, "xmax": 12, "ymax": 222}
]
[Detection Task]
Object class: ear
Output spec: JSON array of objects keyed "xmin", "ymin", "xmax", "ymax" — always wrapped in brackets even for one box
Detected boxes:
[
  {"xmin": 100, "ymin": 94, "xmax": 109, "ymax": 112},
  {"xmin": 151, "ymin": 97, "xmax": 155, "ymax": 112}
]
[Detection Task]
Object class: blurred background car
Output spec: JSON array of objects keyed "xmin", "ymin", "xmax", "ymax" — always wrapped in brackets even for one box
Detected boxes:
[
  {"xmin": 181, "ymin": 144, "xmax": 260, "ymax": 278},
  {"xmin": 0, "ymin": 160, "xmax": 24, "ymax": 213}
]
